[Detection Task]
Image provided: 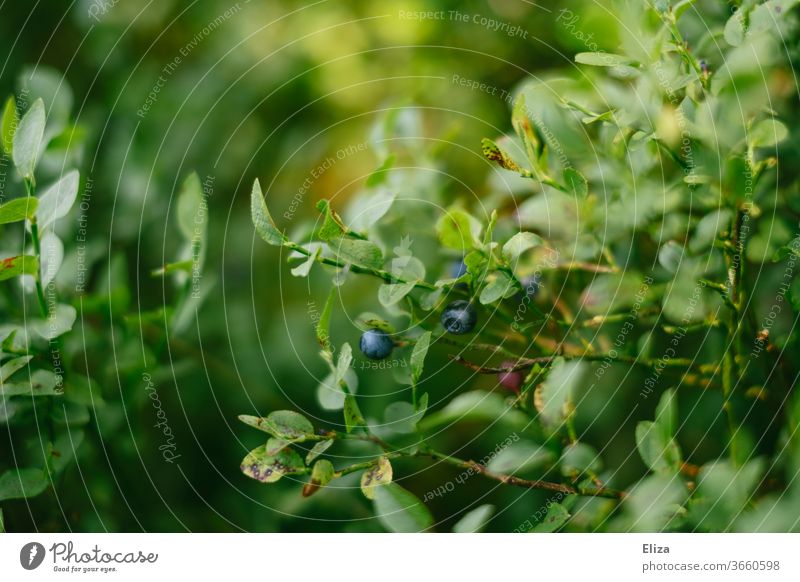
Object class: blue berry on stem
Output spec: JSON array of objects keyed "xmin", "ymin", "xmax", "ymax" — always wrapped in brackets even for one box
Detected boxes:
[
  {"xmin": 359, "ymin": 329, "xmax": 394, "ymax": 360},
  {"xmin": 441, "ymin": 300, "xmax": 477, "ymax": 335},
  {"xmin": 450, "ymin": 259, "xmax": 468, "ymax": 279},
  {"xmin": 450, "ymin": 259, "xmax": 469, "ymax": 291}
]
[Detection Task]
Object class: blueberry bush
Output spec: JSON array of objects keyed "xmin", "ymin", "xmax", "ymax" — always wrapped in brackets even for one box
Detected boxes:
[
  {"xmin": 1, "ymin": 0, "xmax": 798, "ymax": 534},
  {"xmin": 240, "ymin": 0, "xmax": 800, "ymax": 532},
  {"xmin": 0, "ymin": 72, "xmax": 206, "ymax": 531}
]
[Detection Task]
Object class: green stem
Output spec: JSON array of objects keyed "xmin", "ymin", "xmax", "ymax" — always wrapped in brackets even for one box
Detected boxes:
[
  {"xmin": 322, "ymin": 431, "xmax": 623, "ymax": 498},
  {"xmin": 450, "ymin": 352, "xmax": 698, "ymax": 374},
  {"xmin": 420, "ymin": 447, "xmax": 623, "ymax": 499},
  {"xmin": 29, "ymin": 220, "xmax": 49, "ymax": 318},
  {"xmin": 287, "ymin": 242, "xmax": 437, "ymax": 291},
  {"xmin": 722, "ymin": 205, "xmax": 749, "ymax": 464},
  {"xmin": 24, "ymin": 179, "xmax": 49, "ymax": 318}
]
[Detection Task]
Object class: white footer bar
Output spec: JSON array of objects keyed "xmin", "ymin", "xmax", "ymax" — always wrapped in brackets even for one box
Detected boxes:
[{"xmin": 1, "ymin": 533, "xmax": 797, "ymax": 581}]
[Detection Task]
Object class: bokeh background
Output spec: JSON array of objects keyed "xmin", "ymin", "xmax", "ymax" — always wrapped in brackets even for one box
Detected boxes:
[{"xmin": 1, "ymin": 0, "xmax": 797, "ymax": 532}]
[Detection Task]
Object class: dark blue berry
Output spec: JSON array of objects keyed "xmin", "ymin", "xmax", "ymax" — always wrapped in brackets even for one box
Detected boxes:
[
  {"xmin": 441, "ymin": 300, "xmax": 477, "ymax": 335},
  {"xmin": 449, "ymin": 259, "xmax": 469, "ymax": 291},
  {"xmin": 359, "ymin": 329, "xmax": 394, "ymax": 360},
  {"xmin": 450, "ymin": 259, "xmax": 468, "ymax": 279}
]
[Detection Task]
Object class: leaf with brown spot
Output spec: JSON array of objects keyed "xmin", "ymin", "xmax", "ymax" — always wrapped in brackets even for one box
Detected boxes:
[
  {"xmin": 302, "ymin": 459, "xmax": 335, "ymax": 497},
  {"xmin": 240, "ymin": 445, "xmax": 305, "ymax": 484},
  {"xmin": 360, "ymin": 457, "xmax": 393, "ymax": 499},
  {"xmin": 0, "ymin": 255, "xmax": 38, "ymax": 282}
]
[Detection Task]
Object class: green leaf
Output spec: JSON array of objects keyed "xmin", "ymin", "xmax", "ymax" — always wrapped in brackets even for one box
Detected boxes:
[
  {"xmin": 290, "ymin": 247, "xmax": 319, "ymax": 277},
  {"xmin": 564, "ymin": 167, "xmax": 588, "ymax": 197},
  {"xmin": 0, "ymin": 369, "xmax": 61, "ymax": 397},
  {"xmin": 533, "ymin": 503, "xmax": 570, "ymax": 532},
  {"xmin": 658, "ymin": 241, "xmax": 684, "ymax": 274},
  {"xmin": 624, "ymin": 474, "xmax": 688, "ymax": 532},
  {"xmin": 36, "ymin": 170, "xmax": 80, "ymax": 231},
  {"xmin": 63, "ymin": 375, "xmax": 104, "ymax": 407},
  {"xmin": 316, "ymin": 199, "xmax": 348, "ymax": 241},
  {"xmin": 251, "ymin": 178, "xmax": 286, "ymax": 245},
  {"xmin": 749, "ymin": 118, "xmax": 789, "ymax": 148},
  {"xmin": 511, "ymin": 93, "xmax": 540, "ymax": 165},
  {"xmin": 453, "ymin": 504, "xmax": 495, "ymax": 533},
  {"xmin": 0, "ymin": 196, "xmax": 36, "ymax": 225},
  {"xmin": 355, "ymin": 313, "xmax": 396, "ymax": 333},
  {"xmin": 580, "ymin": 272, "xmax": 650, "ymax": 315},
  {"xmin": 373, "ymin": 483, "xmax": 434, "ymax": 532},
  {"xmin": 421, "ymin": 391, "xmax": 529, "ymax": 431},
  {"xmin": 336, "ymin": 342, "xmax": 353, "ymax": 381},
  {"xmin": 365, "ymin": 154, "xmax": 396, "ymax": 188},
  {"xmin": 724, "ymin": 7, "xmax": 747, "ymax": 46},
  {"xmin": 690, "ymin": 209, "xmax": 733, "ymax": 253},
  {"xmin": 635, "ymin": 421, "xmax": 682, "ymax": 473},
  {"xmin": 52, "ymin": 401, "xmax": 90, "ymax": 426},
  {"xmin": 383, "ymin": 401, "xmax": 425, "ymax": 434},
  {"xmin": 536, "ymin": 359, "xmax": 586, "ymax": 426},
  {"xmin": 378, "ymin": 281, "xmax": 416, "ymax": 306},
  {"xmin": 655, "ymin": 388, "xmax": 678, "ymax": 442},
  {"xmin": 12, "ymin": 98, "xmax": 45, "ymax": 179},
  {"xmin": 479, "ymin": 271, "xmax": 518, "ymax": 305},
  {"xmin": 40, "ymin": 232, "xmax": 63, "ymax": 288},
  {"xmin": 560, "ymin": 442, "xmax": 603, "ymax": 478},
  {"xmin": 0, "ymin": 355, "xmax": 33, "ymax": 383},
  {"xmin": 151, "ymin": 260, "xmax": 193, "ymax": 277},
  {"xmin": 436, "ymin": 207, "xmax": 481, "ymax": 251},
  {"xmin": 240, "ymin": 446, "xmax": 305, "ymax": 483},
  {"xmin": 416, "ymin": 392, "xmax": 429, "ymax": 415},
  {"xmin": 347, "ymin": 189, "xmax": 395, "ymax": 231},
  {"xmin": 0, "ymin": 468, "xmax": 49, "ymax": 501},
  {"xmin": 316, "ymin": 287, "xmax": 335, "ymax": 350},
  {"xmin": 265, "ymin": 438, "xmax": 292, "ymax": 456},
  {"xmin": 360, "ymin": 456, "xmax": 393, "ymax": 499},
  {"xmin": 487, "ymin": 439, "xmax": 553, "ymax": 474},
  {"xmin": 1, "ymin": 329, "xmax": 20, "ymax": 353},
  {"xmin": 575, "ymin": 52, "xmax": 634, "ymax": 67},
  {"xmin": 0, "ymin": 508, "xmax": 4, "ymax": 532},
  {"xmin": 343, "ymin": 394, "xmax": 365, "ymax": 433},
  {"xmin": 673, "ymin": 0, "xmax": 698, "ymax": 20},
  {"xmin": 176, "ymin": 172, "xmax": 204, "ymax": 240},
  {"xmin": 302, "ymin": 459, "xmax": 336, "ymax": 496},
  {"xmin": 317, "ymin": 368, "xmax": 357, "ymax": 411},
  {"xmin": 502, "ymin": 232, "xmax": 543, "ymax": 262},
  {"xmin": 330, "ymin": 237, "xmax": 384, "ymax": 270},
  {"xmin": 32, "ymin": 304, "xmax": 77, "ymax": 340},
  {"xmin": 419, "ymin": 287, "xmax": 443, "ymax": 311},
  {"xmin": 238, "ymin": 410, "xmax": 315, "ymax": 442},
  {"xmin": 0, "ymin": 254, "xmax": 38, "ymax": 282},
  {"xmin": 690, "ymin": 458, "xmax": 765, "ymax": 531},
  {"xmin": 305, "ymin": 439, "xmax": 333, "ymax": 464},
  {"xmin": 18, "ymin": 66, "xmax": 73, "ymax": 137},
  {"xmin": 1, "ymin": 96, "xmax": 18, "ymax": 155},
  {"xmin": 410, "ymin": 331, "xmax": 431, "ymax": 384}
]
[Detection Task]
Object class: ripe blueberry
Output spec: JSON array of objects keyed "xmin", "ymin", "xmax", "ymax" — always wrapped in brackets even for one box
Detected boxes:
[
  {"xmin": 450, "ymin": 259, "xmax": 469, "ymax": 291},
  {"xmin": 441, "ymin": 300, "xmax": 477, "ymax": 335},
  {"xmin": 450, "ymin": 259, "xmax": 468, "ymax": 279},
  {"xmin": 359, "ymin": 329, "xmax": 394, "ymax": 360}
]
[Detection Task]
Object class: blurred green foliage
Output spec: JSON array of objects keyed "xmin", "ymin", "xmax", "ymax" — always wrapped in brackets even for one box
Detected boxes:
[{"xmin": 1, "ymin": 0, "xmax": 799, "ymax": 532}]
